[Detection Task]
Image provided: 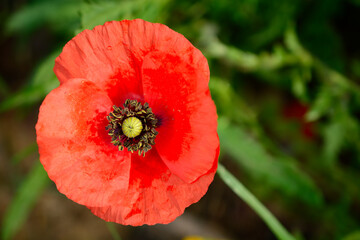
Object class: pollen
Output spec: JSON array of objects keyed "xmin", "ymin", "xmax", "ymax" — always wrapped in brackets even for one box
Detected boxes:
[{"xmin": 122, "ymin": 117, "xmax": 143, "ymax": 138}]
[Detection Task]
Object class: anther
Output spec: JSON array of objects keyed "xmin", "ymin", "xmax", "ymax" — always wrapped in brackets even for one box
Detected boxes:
[{"xmin": 105, "ymin": 99, "xmax": 158, "ymax": 156}]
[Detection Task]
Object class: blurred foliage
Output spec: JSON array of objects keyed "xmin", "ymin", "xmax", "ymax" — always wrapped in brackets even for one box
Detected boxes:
[
  {"xmin": 217, "ymin": 164, "xmax": 296, "ymax": 240},
  {"xmin": 218, "ymin": 118, "xmax": 322, "ymax": 207},
  {"xmin": 0, "ymin": 50, "xmax": 60, "ymax": 112},
  {"xmin": 1, "ymin": 162, "xmax": 50, "ymax": 240},
  {"xmin": 1, "ymin": 0, "xmax": 360, "ymax": 239}
]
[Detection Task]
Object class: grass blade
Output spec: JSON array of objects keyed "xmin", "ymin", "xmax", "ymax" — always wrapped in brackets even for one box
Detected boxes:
[{"xmin": 1, "ymin": 161, "xmax": 50, "ymax": 240}]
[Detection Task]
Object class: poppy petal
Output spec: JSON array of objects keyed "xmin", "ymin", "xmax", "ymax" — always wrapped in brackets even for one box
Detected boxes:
[
  {"xmin": 36, "ymin": 78, "xmax": 131, "ymax": 207},
  {"xmin": 88, "ymin": 147, "xmax": 218, "ymax": 225},
  {"xmin": 54, "ymin": 19, "xmax": 184, "ymax": 106},
  {"xmin": 54, "ymin": 21, "xmax": 143, "ymax": 105},
  {"xmin": 141, "ymin": 50, "xmax": 219, "ymax": 183}
]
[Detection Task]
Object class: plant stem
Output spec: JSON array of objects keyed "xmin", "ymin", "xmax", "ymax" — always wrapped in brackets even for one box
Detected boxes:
[
  {"xmin": 106, "ymin": 222, "xmax": 122, "ymax": 240},
  {"xmin": 217, "ymin": 163, "xmax": 296, "ymax": 240}
]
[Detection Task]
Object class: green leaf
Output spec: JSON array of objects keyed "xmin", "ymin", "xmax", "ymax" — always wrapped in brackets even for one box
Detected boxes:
[
  {"xmin": 305, "ymin": 87, "xmax": 333, "ymax": 122},
  {"xmin": 1, "ymin": 161, "xmax": 50, "ymax": 240},
  {"xmin": 291, "ymin": 67, "xmax": 311, "ymax": 101},
  {"xmin": 218, "ymin": 117, "xmax": 323, "ymax": 206},
  {"xmin": 291, "ymin": 71, "xmax": 306, "ymax": 100},
  {"xmin": 322, "ymin": 122, "xmax": 344, "ymax": 167},
  {"xmin": 0, "ymin": 50, "xmax": 60, "ymax": 113}
]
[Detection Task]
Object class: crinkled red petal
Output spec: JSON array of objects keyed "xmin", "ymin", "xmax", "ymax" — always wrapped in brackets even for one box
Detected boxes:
[
  {"xmin": 54, "ymin": 19, "xmax": 185, "ymax": 106},
  {"xmin": 36, "ymin": 78, "xmax": 131, "ymax": 207},
  {"xmin": 141, "ymin": 50, "xmax": 218, "ymax": 183},
  {"xmin": 88, "ymin": 147, "xmax": 219, "ymax": 225}
]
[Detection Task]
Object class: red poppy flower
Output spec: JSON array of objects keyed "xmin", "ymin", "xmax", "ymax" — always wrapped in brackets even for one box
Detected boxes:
[
  {"xmin": 283, "ymin": 101, "xmax": 316, "ymax": 139},
  {"xmin": 36, "ymin": 19, "xmax": 219, "ymax": 225}
]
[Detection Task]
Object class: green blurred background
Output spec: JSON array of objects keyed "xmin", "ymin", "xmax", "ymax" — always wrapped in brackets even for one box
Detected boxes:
[{"xmin": 1, "ymin": 0, "xmax": 360, "ymax": 239}]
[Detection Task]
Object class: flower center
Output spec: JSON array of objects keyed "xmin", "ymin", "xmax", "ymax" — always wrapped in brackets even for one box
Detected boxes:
[
  {"xmin": 122, "ymin": 117, "xmax": 143, "ymax": 138},
  {"xmin": 105, "ymin": 99, "xmax": 158, "ymax": 156}
]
